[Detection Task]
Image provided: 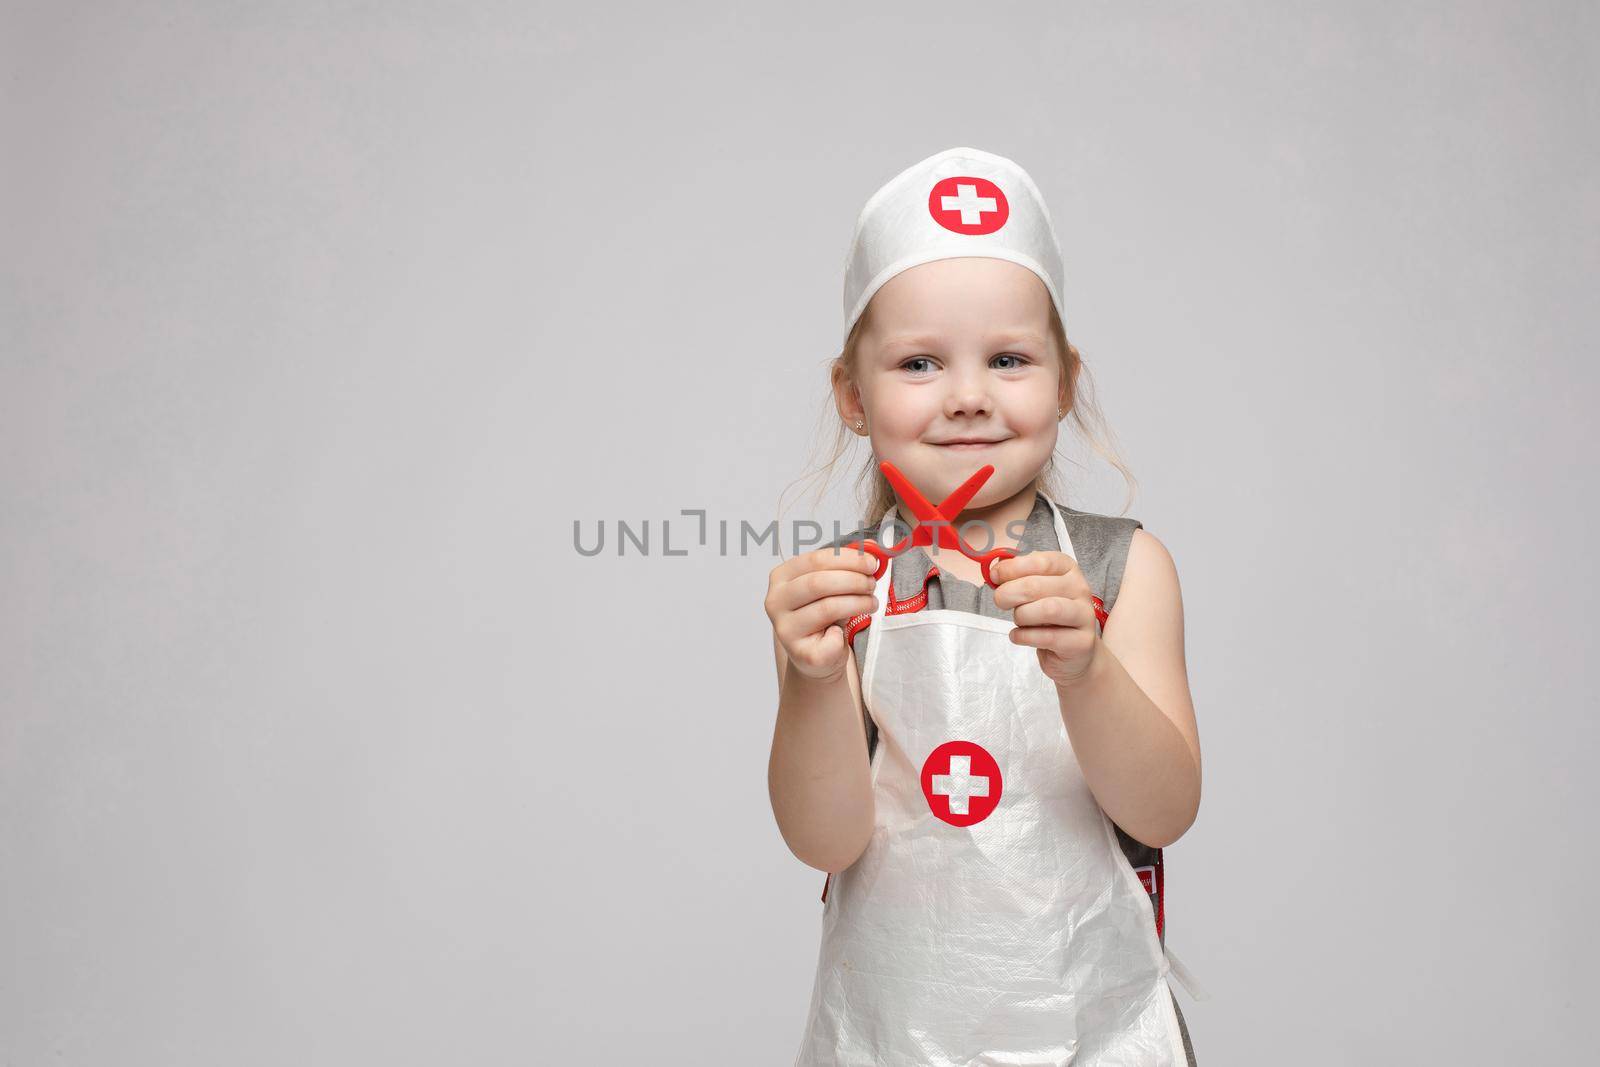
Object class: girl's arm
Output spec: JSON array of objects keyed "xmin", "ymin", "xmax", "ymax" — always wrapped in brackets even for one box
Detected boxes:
[
  {"xmin": 1054, "ymin": 529, "xmax": 1203, "ymax": 848},
  {"xmin": 768, "ymin": 632, "xmax": 875, "ymax": 873}
]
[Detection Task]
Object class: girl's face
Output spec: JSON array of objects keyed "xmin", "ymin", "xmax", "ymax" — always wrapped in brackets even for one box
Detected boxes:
[{"xmin": 841, "ymin": 257, "xmax": 1066, "ymax": 510}]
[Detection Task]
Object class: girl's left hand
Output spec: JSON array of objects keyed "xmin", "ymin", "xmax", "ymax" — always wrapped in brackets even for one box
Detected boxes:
[{"xmin": 991, "ymin": 551, "xmax": 1103, "ymax": 688}]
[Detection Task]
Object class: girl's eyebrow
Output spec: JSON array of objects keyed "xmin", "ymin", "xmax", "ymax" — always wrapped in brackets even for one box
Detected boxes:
[
  {"xmin": 879, "ymin": 333, "xmax": 940, "ymax": 352},
  {"xmin": 880, "ymin": 330, "xmax": 1046, "ymax": 352},
  {"xmin": 991, "ymin": 330, "xmax": 1046, "ymax": 349}
]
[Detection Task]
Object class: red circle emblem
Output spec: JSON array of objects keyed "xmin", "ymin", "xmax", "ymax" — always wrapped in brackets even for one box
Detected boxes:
[
  {"xmin": 920, "ymin": 740, "xmax": 1003, "ymax": 826},
  {"xmin": 927, "ymin": 176, "xmax": 1010, "ymax": 235}
]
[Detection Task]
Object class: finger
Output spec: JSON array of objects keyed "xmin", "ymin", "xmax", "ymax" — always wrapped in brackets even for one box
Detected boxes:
[
  {"xmin": 810, "ymin": 622, "xmax": 846, "ymax": 661},
  {"xmin": 1012, "ymin": 596, "xmax": 1093, "ymax": 630},
  {"xmin": 995, "ymin": 571, "xmax": 1091, "ymax": 611},
  {"xmin": 994, "ymin": 561, "xmax": 1091, "ymax": 607},
  {"xmin": 780, "ymin": 593, "xmax": 880, "ymax": 642},
  {"xmin": 810, "ymin": 543, "xmax": 882, "ymax": 574},
  {"xmin": 1007, "ymin": 625, "xmax": 1058, "ymax": 649},
  {"xmin": 770, "ymin": 543, "xmax": 880, "ymax": 587},
  {"xmin": 788, "ymin": 623, "xmax": 848, "ymax": 678},
  {"xmin": 770, "ymin": 567, "xmax": 880, "ymax": 616},
  {"xmin": 993, "ymin": 572, "xmax": 1074, "ymax": 611},
  {"xmin": 1004, "ymin": 620, "xmax": 1094, "ymax": 655},
  {"xmin": 990, "ymin": 550, "xmax": 1077, "ymax": 585}
]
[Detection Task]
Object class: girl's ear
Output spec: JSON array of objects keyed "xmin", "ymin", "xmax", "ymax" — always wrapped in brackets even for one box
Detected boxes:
[
  {"xmin": 831, "ymin": 362, "xmax": 866, "ymax": 431},
  {"xmin": 1060, "ymin": 357, "xmax": 1079, "ymax": 414}
]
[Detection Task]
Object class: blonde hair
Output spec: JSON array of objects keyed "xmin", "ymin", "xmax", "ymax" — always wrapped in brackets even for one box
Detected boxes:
[{"xmin": 777, "ymin": 297, "xmax": 1138, "ymax": 543}]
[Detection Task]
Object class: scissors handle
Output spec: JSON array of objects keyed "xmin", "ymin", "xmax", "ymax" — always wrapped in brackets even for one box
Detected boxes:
[
  {"xmin": 974, "ymin": 546, "xmax": 1017, "ymax": 589},
  {"xmin": 844, "ymin": 540, "xmax": 1016, "ymax": 588},
  {"xmin": 842, "ymin": 539, "xmax": 891, "ymax": 581}
]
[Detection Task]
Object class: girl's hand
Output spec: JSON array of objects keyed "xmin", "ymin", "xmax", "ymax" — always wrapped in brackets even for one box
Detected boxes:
[
  {"xmin": 765, "ymin": 547, "xmax": 881, "ymax": 684},
  {"xmin": 991, "ymin": 551, "xmax": 1103, "ymax": 688}
]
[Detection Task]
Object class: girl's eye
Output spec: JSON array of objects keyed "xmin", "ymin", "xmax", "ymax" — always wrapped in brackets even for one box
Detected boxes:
[{"xmin": 900, "ymin": 353, "xmax": 1029, "ymax": 374}]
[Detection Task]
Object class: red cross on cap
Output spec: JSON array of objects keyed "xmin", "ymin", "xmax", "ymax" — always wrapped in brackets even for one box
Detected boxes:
[
  {"xmin": 920, "ymin": 740, "xmax": 1003, "ymax": 826},
  {"xmin": 927, "ymin": 176, "xmax": 1010, "ymax": 235}
]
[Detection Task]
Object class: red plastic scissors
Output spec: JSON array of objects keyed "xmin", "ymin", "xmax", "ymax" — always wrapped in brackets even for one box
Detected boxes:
[{"xmin": 844, "ymin": 461, "xmax": 1019, "ymax": 588}]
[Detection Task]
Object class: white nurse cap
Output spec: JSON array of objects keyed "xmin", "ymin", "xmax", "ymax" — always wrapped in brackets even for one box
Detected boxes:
[{"xmin": 841, "ymin": 146, "xmax": 1068, "ymax": 344}]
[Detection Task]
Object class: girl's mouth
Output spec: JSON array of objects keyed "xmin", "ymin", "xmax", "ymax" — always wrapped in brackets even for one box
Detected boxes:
[{"xmin": 933, "ymin": 439, "xmax": 1009, "ymax": 450}]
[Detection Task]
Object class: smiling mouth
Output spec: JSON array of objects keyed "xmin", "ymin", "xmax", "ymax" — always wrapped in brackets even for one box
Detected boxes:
[{"xmin": 933, "ymin": 440, "xmax": 1008, "ymax": 449}]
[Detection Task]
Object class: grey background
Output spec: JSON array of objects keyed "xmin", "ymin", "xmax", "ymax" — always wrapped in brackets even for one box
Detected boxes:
[{"xmin": 3, "ymin": 1, "xmax": 1595, "ymax": 1063}]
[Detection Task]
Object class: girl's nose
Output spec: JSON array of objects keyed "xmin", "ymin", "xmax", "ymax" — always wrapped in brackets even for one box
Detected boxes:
[{"xmin": 944, "ymin": 375, "xmax": 993, "ymax": 419}]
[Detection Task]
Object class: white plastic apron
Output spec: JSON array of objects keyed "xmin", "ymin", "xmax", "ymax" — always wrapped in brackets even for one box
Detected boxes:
[{"xmin": 794, "ymin": 497, "xmax": 1192, "ymax": 1066}]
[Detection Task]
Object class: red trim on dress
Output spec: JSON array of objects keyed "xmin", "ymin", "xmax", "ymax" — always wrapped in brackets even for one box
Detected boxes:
[
  {"xmin": 1155, "ymin": 847, "xmax": 1166, "ymax": 940},
  {"xmin": 844, "ymin": 565, "xmax": 940, "ymax": 648}
]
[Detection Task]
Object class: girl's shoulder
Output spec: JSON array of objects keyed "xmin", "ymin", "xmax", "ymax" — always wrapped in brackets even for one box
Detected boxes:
[{"xmin": 1050, "ymin": 499, "xmax": 1143, "ymax": 531}]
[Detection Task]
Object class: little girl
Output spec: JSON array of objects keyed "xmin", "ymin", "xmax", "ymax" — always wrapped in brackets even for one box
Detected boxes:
[{"xmin": 766, "ymin": 147, "xmax": 1204, "ymax": 1065}]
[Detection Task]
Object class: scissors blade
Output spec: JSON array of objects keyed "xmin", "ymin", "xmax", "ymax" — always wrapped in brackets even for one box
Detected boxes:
[
  {"xmin": 879, "ymin": 462, "xmax": 946, "ymax": 549},
  {"xmin": 924, "ymin": 463, "xmax": 996, "ymax": 550},
  {"xmin": 880, "ymin": 462, "xmax": 942, "ymax": 522},
  {"xmin": 936, "ymin": 464, "xmax": 996, "ymax": 520},
  {"xmin": 881, "ymin": 461, "xmax": 998, "ymax": 551}
]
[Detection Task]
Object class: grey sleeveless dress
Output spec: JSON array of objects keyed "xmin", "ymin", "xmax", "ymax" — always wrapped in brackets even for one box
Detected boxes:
[{"xmin": 826, "ymin": 492, "xmax": 1198, "ymax": 1064}]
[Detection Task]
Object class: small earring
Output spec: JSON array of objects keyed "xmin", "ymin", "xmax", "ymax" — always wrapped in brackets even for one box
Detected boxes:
[{"xmin": 854, "ymin": 420, "xmax": 865, "ymax": 431}]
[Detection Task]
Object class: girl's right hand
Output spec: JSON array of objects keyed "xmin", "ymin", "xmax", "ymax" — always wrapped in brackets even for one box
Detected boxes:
[{"xmin": 765, "ymin": 546, "xmax": 882, "ymax": 683}]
